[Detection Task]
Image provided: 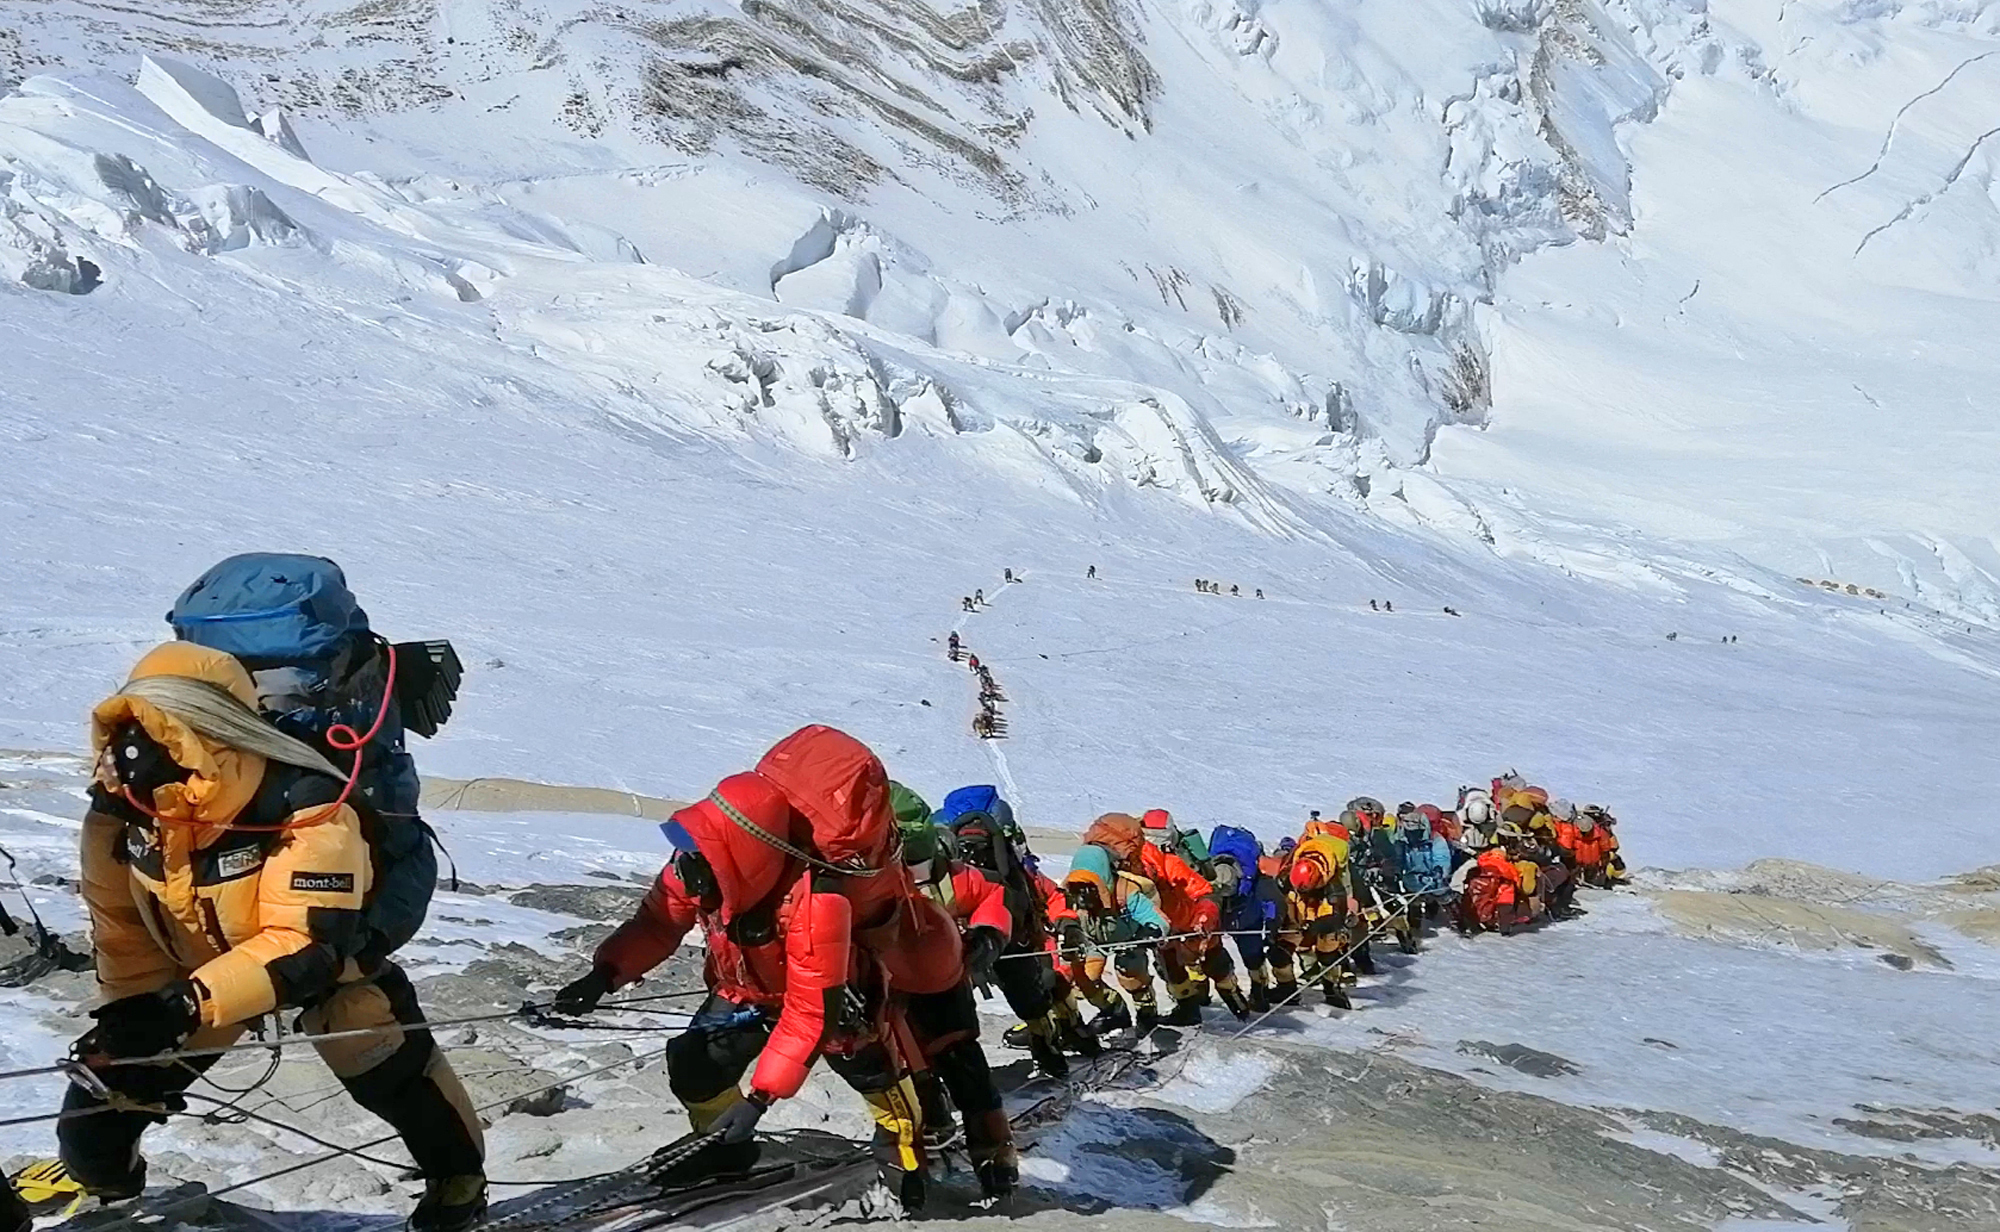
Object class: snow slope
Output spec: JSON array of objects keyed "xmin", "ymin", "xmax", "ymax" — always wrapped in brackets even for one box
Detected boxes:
[{"xmin": 3, "ymin": 1, "xmax": 2000, "ymax": 1226}]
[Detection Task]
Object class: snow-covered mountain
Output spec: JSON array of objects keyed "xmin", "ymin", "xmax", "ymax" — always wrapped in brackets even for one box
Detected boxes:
[{"xmin": 5, "ymin": 1, "xmax": 2000, "ymax": 1227}]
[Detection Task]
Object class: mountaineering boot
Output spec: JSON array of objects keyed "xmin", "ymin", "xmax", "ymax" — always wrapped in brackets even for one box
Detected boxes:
[
  {"xmin": 1134, "ymin": 1003, "xmax": 1162, "ymax": 1036},
  {"xmin": 1089, "ymin": 1002, "xmax": 1131, "ymax": 1037},
  {"xmin": 1269, "ymin": 979, "xmax": 1299, "ymax": 1009},
  {"xmin": 1165, "ymin": 996, "xmax": 1204, "ymax": 1027},
  {"xmin": 1353, "ymin": 941, "xmax": 1378, "ymax": 977},
  {"xmin": 976, "ymin": 1157, "xmax": 1020, "ymax": 1201},
  {"xmin": 1246, "ymin": 981, "xmax": 1270, "ymax": 1014},
  {"xmin": 880, "ymin": 1164, "xmax": 927, "ymax": 1214},
  {"xmin": 409, "ymin": 1175, "xmax": 487, "ymax": 1232},
  {"xmin": 1002, "ymin": 1023, "xmax": 1033, "ymax": 1050},
  {"xmin": 1321, "ymin": 981, "xmax": 1351, "ymax": 1011},
  {"xmin": 3, "ymin": 1179, "xmax": 29, "ymax": 1232},
  {"xmin": 1217, "ymin": 984, "xmax": 1251, "ymax": 1022},
  {"xmin": 1027, "ymin": 1031, "xmax": 1070, "ymax": 1080},
  {"xmin": 1056, "ymin": 1017, "xmax": 1102, "ymax": 1058}
]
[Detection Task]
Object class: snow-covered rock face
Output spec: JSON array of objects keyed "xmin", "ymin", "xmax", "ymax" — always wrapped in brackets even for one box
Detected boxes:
[
  {"xmin": 4, "ymin": 3, "xmax": 1999, "ymax": 626},
  {"xmin": 0, "ymin": 0, "xmax": 1673, "ymax": 508}
]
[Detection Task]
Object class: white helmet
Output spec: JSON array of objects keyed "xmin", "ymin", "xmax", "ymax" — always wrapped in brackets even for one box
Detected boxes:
[
  {"xmin": 1550, "ymin": 798, "xmax": 1577, "ymax": 822},
  {"xmin": 1461, "ymin": 789, "xmax": 1493, "ymax": 826}
]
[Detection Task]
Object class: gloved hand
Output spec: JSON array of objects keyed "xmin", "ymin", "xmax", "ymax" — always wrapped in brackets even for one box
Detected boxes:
[
  {"xmin": 964, "ymin": 928, "xmax": 1004, "ymax": 988},
  {"xmin": 1192, "ymin": 899, "xmax": 1221, "ymax": 934},
  {"xmin": 711, "ymin": 1091, "xmax": 772, "ymax": 1144},
  {"xmin": 1057, "ymin": 921, "xmax": 1087, "ymax": 960},
  {"xmin": 553, "ymin": 964, "xmax": 615, "ymax": 1016},
  {"xmin": 82, "ymin": 980, "xmax": 200, "ymax": 1060}
]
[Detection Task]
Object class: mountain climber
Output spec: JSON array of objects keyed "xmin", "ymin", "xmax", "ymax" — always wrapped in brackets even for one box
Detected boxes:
[
  {"xmin": 1208, "ymin": 825, "xmax": 1278, "ymax": 1011},
  {"xmin": 1456, "ymin": 787, "xmax": 1496, "ymax": 852},
  {"xmin": 1541, "ymin": 800, "xmax": 1586, "ymax": 919},
  {"xmin": 929, "ymin": 786, "xmax": 1094, "ymax": 1076},
  {"xmin": 1343, "ymin": 797, "xmax": 1407, "ymax": 970},
  {"xmin": 50, "ymin": 644, "xmax": 486, "ymax": 1230},
  {"xmin": 1106, "ymin": 812, "xmax": 1246, "ymax": 1022},
  {"xmin": 947, "ymin": 632, "xmax": 961, "ymax": 661},
  {"xmin": 555, "ymin": 727, "xmax": 1014, "ymax": 1208},
  {"xmin": 1004, "ymin": 569, "xmax": 1014, "ymax": 583},
  {"xmin": 1454, "ymin": 825, "xmax": 1530, "ymax": 934},
  {"xmin": 1268, "ymin": 830, "xmax": 1358, "ymax": 1009},
  {"xmin": 1393, "ymin": 803, "xmax": 1454, "ymax": 921},
  {"xmin": 974, "ymin": 589, "xmax": 985, "ymax": 606},
  {"xmin": 1579, "ymin": 805, "xmax": 1628, "ymax": 885},
  {"xmin": 1058, "ymin": 839, "xmax": 1170, "ymax": 1035},
  {"xmin": 1087, "ymin": 565, "xmax": 1097, "ymax": 579}
]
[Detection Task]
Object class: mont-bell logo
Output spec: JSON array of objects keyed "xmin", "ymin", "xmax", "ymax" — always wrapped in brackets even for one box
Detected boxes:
[{"xmin": 290, "ymin": 871, "xmax": 355, "ymax": 894}]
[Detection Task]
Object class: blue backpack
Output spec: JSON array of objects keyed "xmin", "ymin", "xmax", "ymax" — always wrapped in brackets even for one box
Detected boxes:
[
  {"xmin": 936, "ymin": 785, "xmax": 1017, "ymax": 835},
  {"xmin": 169, "ymin": 553, "xmax": 461, "ymax": 957},
  {"xmin": 1208, "ymin": 825, "xmax": 1262, "ymax": 890}
]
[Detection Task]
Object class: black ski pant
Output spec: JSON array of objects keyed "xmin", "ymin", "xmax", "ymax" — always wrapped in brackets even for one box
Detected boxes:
[
  {"xmin": 904, "ymin": 982, "xmax": 1013, "ymax": 1168},
  {"xmin": 665, "ymin": 993, "xmax": 923, "ymax": 1180},
  {"xmin": 992, "ymin": 942, "xmax": 1055, "ymax": 1025},
  {"xmin": 59, "ymin": 963, "xmax": 482, "ymax": 1191}
]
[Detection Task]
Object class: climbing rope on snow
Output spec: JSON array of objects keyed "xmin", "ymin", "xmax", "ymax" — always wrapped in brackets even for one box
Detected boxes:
[{"xmin": 1229, "ymin": 891, "xmax": 1418, "ymax": 1040}]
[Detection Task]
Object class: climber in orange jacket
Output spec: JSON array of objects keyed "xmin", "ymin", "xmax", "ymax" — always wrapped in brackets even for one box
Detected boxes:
[
  {"xmin": 1454, "ymin": 825, "xmax": 1533, "ymax": 934},
  {"xmin": 1087, "ymin": 811, "xmax": 1247, "ymax": 1024},
  {"xmin": 1268, "ymin": 832, "xmax": 1360, "ymax": 1009},
  {"xmin": 59, "ymin": 645, "xmax": 485, "ymax": 1231}
]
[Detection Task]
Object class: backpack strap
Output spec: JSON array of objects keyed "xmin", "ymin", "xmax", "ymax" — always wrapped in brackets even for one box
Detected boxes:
[{"xmin": 244, "ymin": 766, "xmax": 388, "ymax": 898}]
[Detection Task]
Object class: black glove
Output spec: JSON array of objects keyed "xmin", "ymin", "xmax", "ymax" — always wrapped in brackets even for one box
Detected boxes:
[
  {"xmin": 964, "ymin": 928, "xmax": 1003, "ymax": 988},
  {"xmin": 711, "ymin": 1091, "xmax": 771, "ymax": 1144},
  {"xmin": 1057, "ymin": 921, "xmax": 1087, "ymax": 959},
  {"xmin": 83, "ymin": 980, "xmax": 199, "ymax": 1060},
  {"xmin": 553, "ymin": 964, "xmax": 615, "ymax": 1016}
]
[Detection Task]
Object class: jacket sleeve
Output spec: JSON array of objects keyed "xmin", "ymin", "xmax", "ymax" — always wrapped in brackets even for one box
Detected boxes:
[
  {"xmin": 193, "ymin": 805, "xmax": 370, "ymax": 1027},
  {"xmin": 78, "ymin": 802, "xmax": 177, "ymax": 1002},
  {"xmin": 753, "ymin": 875, "xmax": 852, "ymax": 1101},
  {"xmin": 594, "ymin": 866, "xmax": 700, "ymax": 987},
  {"xmin": 1122, "ymin": 887, "xmax": 1169, "ymax": 934},
  {"xmin": 952, "ymin": 867, "xmax": 1014, "ymax": 937},
  {"xmin": 1154, "ymin": 849, "xmax": 1214, "ymax": 902}
]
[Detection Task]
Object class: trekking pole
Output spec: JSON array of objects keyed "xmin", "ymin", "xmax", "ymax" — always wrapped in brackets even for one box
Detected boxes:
[{"xmin": 1229, "ymin": 892, "xmax": 1416, "ymax": 1040}]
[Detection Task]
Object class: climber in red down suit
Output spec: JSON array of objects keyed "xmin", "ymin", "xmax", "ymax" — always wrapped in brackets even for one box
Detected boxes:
[{"xmin": 552, "ymin": 726, "xmax": 1018, "ymax": 1210}]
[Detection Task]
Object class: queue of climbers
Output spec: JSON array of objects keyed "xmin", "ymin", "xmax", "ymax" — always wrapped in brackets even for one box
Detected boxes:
[
  {"xmin": 948, "ymin": 629, "xmax": 1009, "ymax": 739},
  {"xmin": 0, "ymin": 552, "xmax": 1630, "ymax": 1232}
]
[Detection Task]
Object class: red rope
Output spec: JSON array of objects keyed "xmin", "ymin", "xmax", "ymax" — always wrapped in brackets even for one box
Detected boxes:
[{"xmin": 123, "ymin": 642, "xmax": 398, "ymax": 833}]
